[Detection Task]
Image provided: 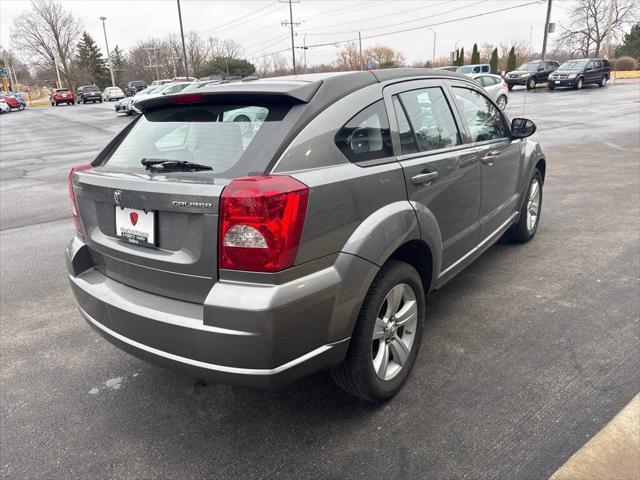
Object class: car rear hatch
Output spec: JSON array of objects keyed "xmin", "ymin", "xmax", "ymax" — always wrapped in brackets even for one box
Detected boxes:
[{"xmin": 71, "ymin": 86, "xmax": 318, "ymax": 303}]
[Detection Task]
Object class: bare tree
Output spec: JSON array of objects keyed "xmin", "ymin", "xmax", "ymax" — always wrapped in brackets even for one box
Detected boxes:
[
  {"xmin": 336, "ymin": 42, "xmax": 361, "ymax": 71},
  {"xmin": 11, "ymin": 0, "xmax": 82, "ymax": 88},
  {"xmin": 557, "ymin": 0, "xmax": 637, "ymax": 57},
  {"xmin": 499, "ymin": 40, "xmax": 530, "ymax": 70},
  {"xmin": 364, "ymin": 46, "xmax": 406, "ymax": 69},
  {"xmin": 186, "ymin": 31, "xmax": 209, "ymax": 77}
]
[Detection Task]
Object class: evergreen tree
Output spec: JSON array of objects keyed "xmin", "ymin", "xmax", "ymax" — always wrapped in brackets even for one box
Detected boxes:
[
  {"xmin": 110, "ymin": 45, "xmax": 127, "ymax": 87},
  {"xmin": 471, "ymin": 43, "xmax": 480, "ymax": 64},
  {"xmin": 507, "ymin": 46, "xmax": 517, "ymax": 72},
  {"xmin": 454, "ymin": 48, "xmax": 460, "ymax": 65},
  {"xmin": 615, "ymin": 23, "xmax": 640, "ymax": 60},
  {"xmin": 458, "ymin": 47, "xmax": 465, "ymax": 66},
  {"xmin": 490, "ymin": 48, "xmax": 499, "ymax": 73},
  {"xmin": 76, "ymin": 31, "xmax": 109, "ymax": 89}
]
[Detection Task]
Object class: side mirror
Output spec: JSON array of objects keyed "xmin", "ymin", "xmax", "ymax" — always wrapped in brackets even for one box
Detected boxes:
[{"xmin": 511, "ymin": 118, "xmax": 536, "ymax": 139}]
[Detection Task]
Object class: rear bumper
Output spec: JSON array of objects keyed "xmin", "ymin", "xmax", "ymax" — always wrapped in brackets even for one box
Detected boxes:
[{"xmin": 66, "ymin": 236, "xmax": 377, "ymax": 387}]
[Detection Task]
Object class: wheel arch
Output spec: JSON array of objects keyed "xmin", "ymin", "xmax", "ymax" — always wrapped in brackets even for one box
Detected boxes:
[{"xmin": 387, "ymin": 240, "xmax": 434, "ymax": 295}]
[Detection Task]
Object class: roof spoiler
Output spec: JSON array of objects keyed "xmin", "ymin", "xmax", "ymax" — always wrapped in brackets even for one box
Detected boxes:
[{"xmin": 137, "ymin": 80, "xmax": 323, "ymax": 112}]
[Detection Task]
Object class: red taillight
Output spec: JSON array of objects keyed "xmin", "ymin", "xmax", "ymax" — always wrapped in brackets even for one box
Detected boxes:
[
  {"xmin": 68, "ymin": 163, "xmax": 92, "ymax": 233},
  {"xmin": 219, "ymin": 176, "xmax": 309, "ymax": 272}
]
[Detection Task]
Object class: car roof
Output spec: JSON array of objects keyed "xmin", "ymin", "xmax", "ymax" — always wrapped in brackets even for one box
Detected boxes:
[{"xmin": 139, "ymin": 68, "xmax": 471, "ymax": 112}]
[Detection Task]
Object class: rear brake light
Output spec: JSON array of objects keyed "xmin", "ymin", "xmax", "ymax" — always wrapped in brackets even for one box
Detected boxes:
[
  {"xmin": 219, "ymin": 176, "xmax": 309, "ymax": 272},
  {"xmin": 173, "ymin": 94, "xmax": 203, "ymax": 104},
  {"xmin": 68, "ymin": 163, "xmax": 92, "ymax": 233}
]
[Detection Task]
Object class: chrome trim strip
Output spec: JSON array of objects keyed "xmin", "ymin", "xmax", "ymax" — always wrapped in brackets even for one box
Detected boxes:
[
  {"xmin": 438, "ymin": 212, "xmax": 518, "ymax": 278},
  {"xmin": 79, "ymin": 306, "xmax": 347, "ymax": 376}
]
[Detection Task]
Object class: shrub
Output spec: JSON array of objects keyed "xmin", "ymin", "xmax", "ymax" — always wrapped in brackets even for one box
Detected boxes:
[{"xmin": 613, "ymin": 56, "xmax": 638, "ymax": 71}]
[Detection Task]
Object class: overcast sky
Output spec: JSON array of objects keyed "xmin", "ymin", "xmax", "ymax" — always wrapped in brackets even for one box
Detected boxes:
[{"xmin": 1, "ymin": 0, "xmax": 571, "ymax": 66}]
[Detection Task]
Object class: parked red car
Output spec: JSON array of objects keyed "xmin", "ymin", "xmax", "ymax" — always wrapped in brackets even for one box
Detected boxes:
[
  {"xmin": 50, "ymin": 88, "xmax": 75, "ymax": 106},
  {"xmin": 0, "ymin": 95, "xmax": 25, "ymax": 111}
]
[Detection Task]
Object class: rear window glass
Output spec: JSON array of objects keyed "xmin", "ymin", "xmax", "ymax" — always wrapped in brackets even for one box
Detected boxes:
[{"xmin": 104, "ymin": 104, "xmax": 287, "ymax": 174}]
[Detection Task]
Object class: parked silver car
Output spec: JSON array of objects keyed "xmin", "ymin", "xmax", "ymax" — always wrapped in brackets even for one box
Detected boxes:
[
  {"xmin": 468, "ymin": 73, "xmax": 509, "ymax": 110},
  {"xmin": 67, "ymin": 69, "xmax": 546, "ymax": 401}
]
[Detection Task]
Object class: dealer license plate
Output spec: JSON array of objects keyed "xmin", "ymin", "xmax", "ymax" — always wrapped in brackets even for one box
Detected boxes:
[{"xmin": 115, "ymin": 207, "xmax": 156, "ymax": 247}]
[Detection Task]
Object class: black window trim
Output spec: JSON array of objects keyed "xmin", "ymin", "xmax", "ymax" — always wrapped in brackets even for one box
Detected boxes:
[{"xmin": 390, "ymin": 85, "xmax": 464, "ymax": 158}]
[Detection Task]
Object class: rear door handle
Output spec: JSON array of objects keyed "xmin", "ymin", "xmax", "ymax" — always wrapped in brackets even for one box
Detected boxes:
[
  {"xmin": 411, "ymin": 171, "xmax": 439, "ymax": 185},
  {"xmin": 480, "ymin": 150, "xmax": 501, "ymax": 165}
]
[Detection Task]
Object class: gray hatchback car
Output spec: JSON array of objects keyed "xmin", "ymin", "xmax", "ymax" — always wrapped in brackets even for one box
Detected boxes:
[{"xmin": 67, "ymin": 69, "xmax": 546, "ymax": 401}]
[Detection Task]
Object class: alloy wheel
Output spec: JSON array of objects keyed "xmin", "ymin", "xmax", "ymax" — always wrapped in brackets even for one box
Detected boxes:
[
  {"xmin": 371, "ymin": 283, "xmax": 418, "ymax": 381},
  {"xmin": 497, "ymin": 95, "xmax": 507, "ymax": 110},
  {"xmin": 527, "ymin": 179, "xmax": 540, "ymax": 232},
  {"xmin": 528, "ymin": 78, "xmax": 536, "ymax": 90}
]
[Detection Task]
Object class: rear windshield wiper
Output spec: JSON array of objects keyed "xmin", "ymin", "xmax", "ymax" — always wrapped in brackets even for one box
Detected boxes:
[{"xmin": 141, "ymin": 158, "xmax": 213, "ymax": 172}]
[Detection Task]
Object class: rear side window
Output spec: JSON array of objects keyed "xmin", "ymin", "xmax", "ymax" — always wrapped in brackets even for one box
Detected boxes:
[
  {"xmin": 452, "ymin": 87, "xmax": 507, "ymax": 142},
  {"xmin": 105, "ymin": 104, "xmax": 286, "ymax": 174},
  {"xmin": 481, "ymin": 65, "xmax": 489, "ymax": 73},
  {"xmin": 335, "ymin": 100, "xmax": 393, "ymax": 162},
  {"xmin": 397, "ymin": 87, "xmax": 461, "ymax": 152}
]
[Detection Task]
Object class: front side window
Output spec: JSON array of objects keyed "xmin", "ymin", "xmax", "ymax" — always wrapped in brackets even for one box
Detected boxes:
[
  {"xmin": 452, "ymin": 87, "xmax": 507, "ymax": 143},
  {"xmin": 105, "ymin": 103, "xmax": 285, "ymax": 174},
  {"xmin": 397, "ymin": 87, "xmax": 461, "ymax": 152},
  {"xmin": 335, "ymin": 100, "xmax": 393, "ymax": 162}
]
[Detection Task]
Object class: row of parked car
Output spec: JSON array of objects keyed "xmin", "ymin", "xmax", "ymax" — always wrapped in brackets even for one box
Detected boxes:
[{"xmin": 451, "ymin": 57, "xmax": 612, "ymax": 91}]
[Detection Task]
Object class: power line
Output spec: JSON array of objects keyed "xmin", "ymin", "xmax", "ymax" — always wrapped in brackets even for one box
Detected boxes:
[
  {"xmin": 300, "ymin": 0, "xmax": 451, "ymax": 34},
  {"xmin": 250, "ymin": 0, "xmax": 543, "ymax": 59},
  {"xmin": 197, "ymin": 1, "xmax": 279, "ymax": 36}
]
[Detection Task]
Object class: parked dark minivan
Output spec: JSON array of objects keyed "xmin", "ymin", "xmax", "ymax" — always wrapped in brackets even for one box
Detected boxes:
[
  {"xmin": 548, "ymin": 58, "xmax": 611, "ymax": 89},
  {"xmin": 67, "ymin": 69, "xmax": 546, "ymax": 401}
]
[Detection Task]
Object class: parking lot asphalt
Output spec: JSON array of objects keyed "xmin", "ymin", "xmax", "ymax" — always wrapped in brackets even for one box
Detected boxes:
[{"xmin": 1, "ymin": 81, "xmax": 639, "ymax": 479}]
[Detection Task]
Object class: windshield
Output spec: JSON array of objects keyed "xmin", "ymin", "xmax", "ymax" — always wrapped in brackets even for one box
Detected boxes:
[
  {"xmin": 517, "ymin": 63, "xmax": 540, "ymax": 72},
  {"xmin": 85, "ymin": 86, "xmax": 100, "ymax": 92},
  {"xmin": 131, "ymin": 81, "xmax": 146, "ymax": 87},
  {"xmin": 457, "ymin": 66, "xmax": 474, "ymax": 74},
  {"xmin": 559, "ymin": 60, "xmax": 589, "ymax": 70},
  {"xmin": 104, "ymin": 104, "xmax": 288, "ymax": 175}
]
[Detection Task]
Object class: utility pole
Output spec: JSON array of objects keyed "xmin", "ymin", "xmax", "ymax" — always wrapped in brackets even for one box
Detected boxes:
[
  {"xmin": 281, "ymin": 0, "xmax": 300, "ymax": 74},
  {"xmin": 358, "ymin": 31, "xmax": 363, "ymax": 70},
  {"xmin": 54, "ymin": 56, "xmax": 62, "ymax": 88},
  {"xmin": 144, "ymin": 47, "xmax": 160, "ymax": 81},
  {"xmin": 428, "ymin": 29, "xmax": 436, "ymax": 66},
  {"xmin": 99, "ymin": 17, "xmax": 116, "ymax": 87},
  {"xmin": 603, "ymin": 0, "xmax": 615, "ymax": 58},
  {"xmin": 176, "ymin": 0, "xmax": 189, "ymax": 77},
  {"xmin": 541, "ymin": 0, "xmax": 553, "ymax": 59},
  {"xmin": 303, "ymin": 35, "xmax": 307, "ymax": 73}
]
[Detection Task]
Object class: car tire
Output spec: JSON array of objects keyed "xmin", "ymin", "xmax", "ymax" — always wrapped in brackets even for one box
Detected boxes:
[
  {"xmin": 505, "ymin": 168, "xmax": 543, "ymax": 243},
  {"xmin": 574, "ymin": 77, "xmax": 584, "ymax": 90},
  {"xmin": 496, "ymin": 95, "xmax": 507, "ymax": 110},
  {"xmin": 548, "ymin": 83, "xmax": 555, "ymax": 90},
  {"xmin": 17, "ymin": 104, "xmax": 25, "ymax": 111},
  {"xmin": 599, "ymin": 76, "xmax": 607, "ymax": 87},
  {"xmin": 507, "ymin": 85, "xmax": 513, "ymax": 91},
  {"xmin": 526, "ymin": 77, "xmax": 536, "ymax": 90},
  {"xmin": 331, "ymin": 260, "xmax": 425, "ymax": 402}
]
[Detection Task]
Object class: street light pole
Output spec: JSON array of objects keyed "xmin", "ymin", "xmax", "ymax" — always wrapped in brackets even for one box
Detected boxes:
[
  {"xmin": 176, "ymin": 0, "xmax": 189, "ymax": 77},
  {"xmin": 99, "ymin": 17, "xmax": 116, "ymax": 87}
]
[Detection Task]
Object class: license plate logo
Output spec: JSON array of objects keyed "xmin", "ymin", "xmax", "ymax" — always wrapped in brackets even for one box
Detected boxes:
[{"xmin": 115, "ymin": 207, "xmax": 155, "ymax": 246}]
